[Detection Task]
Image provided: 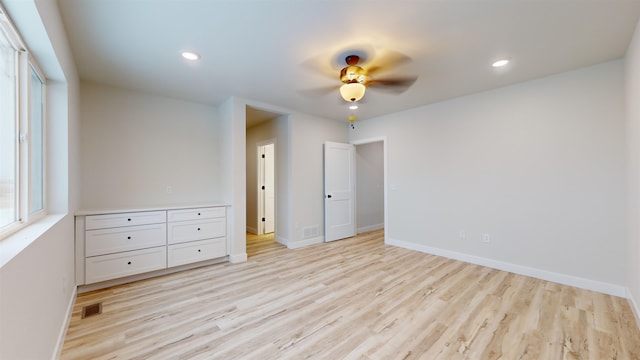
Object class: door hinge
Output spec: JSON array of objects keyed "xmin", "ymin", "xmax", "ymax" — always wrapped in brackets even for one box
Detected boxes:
[
  {"xmin": 261, "ymin": 185, "xmax": 265, "ymax": 190},
  {"xmin": 261, "ymin": 154, "xmax": 265, "ymax": 158},
  {"xmin": 262, "ymin": 217, "xmax": 266, "ymax": 222}
]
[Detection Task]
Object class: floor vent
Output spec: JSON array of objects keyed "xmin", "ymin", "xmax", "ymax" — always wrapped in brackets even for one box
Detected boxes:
[
  {"xmin": 303, "ymin": 225, "xmax": 319, "ymax": 239},
  {"xmin": 81, "ymin": 303, "xmax": 102, "ymax": 319}
]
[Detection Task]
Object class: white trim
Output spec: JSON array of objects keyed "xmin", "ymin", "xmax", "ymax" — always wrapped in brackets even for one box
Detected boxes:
[
  {"xmin": 287, "ymin": 235, "xmax": 324, "ymax": 249},
  {"xmin": 0, "ymin": 3, "xmax": 27, "ymax": 51},
  {"xmin": 628, "ymin": 288, "xmax": 640, "ymax": 331},
  {"xmin": 357, "ymin": 223, "xmax": 384, "ymax": 234},
  {"xmin": 386, "ymin": 237, "xmax": 626, "ymax": 297},
  {"xmin": 350, "ymin": 136, "xmax": 387, "ymax": 146},
  {"xmin": 53, "ymin": 286, "xmax": 77, "ymax": 360},
  {"xmin": 229, "ymin": 253, "xmax": 247, "ymax": 263}
]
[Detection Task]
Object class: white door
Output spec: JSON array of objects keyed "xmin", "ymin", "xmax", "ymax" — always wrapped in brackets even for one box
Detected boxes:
[
  {"xmin": 258, "ymin": 143, "xmax": 275, "ymax": 234},
  {"xmin": 263, "ymin": 144, "xmax": 275, "ymax": 233},
  {"xmin": 324, "ymin": 141, "xmax": 356, "ymax": 242}
]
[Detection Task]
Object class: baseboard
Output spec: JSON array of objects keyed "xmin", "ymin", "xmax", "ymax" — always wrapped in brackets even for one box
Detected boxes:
[
  {"xmin": 246, "ymin": 226, "xmax": 257, "ymax": 235},
  {"xmin": 386, "ymin": 237, "xmax": 626, "ymax": 297},
  {"xmin": 275, "ymin": 235, "xmax": 288, "ymax": 247},
  {"xmin": 627, "ymin": 288, "xmax": 640, "ymax": 330},
  {"xmin": 229, "ymin": 253, "xmax": 247, "ymax": 263},
  {"xmin": 358, "ymin": 223, "xmax": 384, "ymax": 234},
  {"xmin": 53, "ymin": 286, "xmax": 77, "ymax": 360},
  {"xmin": 287, "ymin": 235, "xmax": 324, "ymax": 249}
]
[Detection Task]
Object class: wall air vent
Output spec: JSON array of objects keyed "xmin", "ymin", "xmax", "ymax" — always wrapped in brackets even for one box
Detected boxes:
[{"xmin": 303, "ymin": 225, "xmax": 319, "ymax": 239}]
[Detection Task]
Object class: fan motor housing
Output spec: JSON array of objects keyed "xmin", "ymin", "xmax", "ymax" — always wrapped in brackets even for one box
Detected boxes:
[{"xmin": 340, "ymin": 65, "xmax": 366, "ymax": 84}]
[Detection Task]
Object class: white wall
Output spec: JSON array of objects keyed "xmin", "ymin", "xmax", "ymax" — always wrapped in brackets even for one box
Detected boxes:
[
  {"xmin": 0, "ymin": 217, "xmax": 75, "ymax": 359},
  {"xmin": 626, "ymin": 18, "xmax": 640, "ymax": 320},
  {"xmin": 351, "ymin": 60, "xmax": 627, "ymax": 295},
  {"xmin": 0, "ymin": 0, "xmax": 79, "ymax": 358},
  {"xmin": 79, "ymin": 82, "xmax": 222, "ymax": 209},
  {"xmin": 356, "ymin": 141, "xmax": 384, "ymax": 233},
  {"xmin": 275, "ymin": 116, "xmax": 292, "ymax": 244}
]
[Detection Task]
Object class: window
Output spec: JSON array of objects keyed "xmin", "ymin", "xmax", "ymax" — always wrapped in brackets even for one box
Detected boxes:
[
  {"xmin": 0, "ymin": 19, "xmax": 17, "ymax": 230},
  {"xmin": 0, "ymin": 7, "xmax": 46, "ymax": 238}
]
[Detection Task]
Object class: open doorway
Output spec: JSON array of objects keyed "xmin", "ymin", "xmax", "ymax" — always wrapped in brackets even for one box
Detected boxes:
[
  {"xmin": 354, "ymin": 139, "xmax": 385, "ymax": 235},
  {"xmin": 323, "ymin": 138, "xmax": 386, "ymax": 242},
  {"xmin": 246, "ymin": 106, "xmax": 284, "ymax": 256}
]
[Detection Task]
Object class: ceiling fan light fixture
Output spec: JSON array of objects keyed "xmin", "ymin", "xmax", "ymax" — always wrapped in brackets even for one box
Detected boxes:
[{"xmin": 340, "ymin": 82, "xmax": 366, "ymax": 102}]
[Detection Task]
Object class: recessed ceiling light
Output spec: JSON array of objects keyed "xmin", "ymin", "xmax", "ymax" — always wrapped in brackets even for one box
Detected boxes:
[
  {"xmin": 349, "ymin": 105, "xmax": 358, "ymax": 110},
  {"xmin": 492, "ymin": 59, "xmax": 509, "ymax": 68},
  {"xmin": 181, "ymin": 51, "xmax": 200, "ymax": 61}
]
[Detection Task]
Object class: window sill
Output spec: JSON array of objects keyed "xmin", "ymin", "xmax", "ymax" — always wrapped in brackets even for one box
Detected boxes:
[{"xmin": 0, "ymin": 214, "xmax": 66, "ymax": 268}]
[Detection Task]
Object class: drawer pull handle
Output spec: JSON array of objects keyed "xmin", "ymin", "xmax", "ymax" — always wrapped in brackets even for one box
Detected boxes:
[
  {"xmin": 127, "ymin": 218, "xmax": 132, "ymax": 222},
  {"xmin": 127, "ymin": 261, "xmax": 132, "ymax": 265},
  {"xmin": 197, "ymin": 228, "xmax": 201, "ymax": 231},
  {"xmin": 127, "ymin": 236, "xmax": 131, "ymax": 240},
  {"xmin": 198, "ymin": 212, "xmax": 201, "ymax": 216},
  {"xmin": 198, "ymin": 249, "xmax": 201, "ymax": 252}
]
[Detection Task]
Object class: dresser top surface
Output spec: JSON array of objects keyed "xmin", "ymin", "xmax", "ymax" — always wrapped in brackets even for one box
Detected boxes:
[{"xmin": 76, "ymin": 202, "xmax": 230, "ymax": 216}]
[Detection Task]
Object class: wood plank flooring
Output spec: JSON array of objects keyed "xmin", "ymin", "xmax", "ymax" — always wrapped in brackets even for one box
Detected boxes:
[{"xmin": 61, "ymin": 230, "xmax": 640, "ymax": 359}]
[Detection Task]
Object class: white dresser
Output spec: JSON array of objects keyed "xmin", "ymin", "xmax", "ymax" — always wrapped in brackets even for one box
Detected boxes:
[
  {"xmin": 75, "ymin": 203, "xmax": 229, "ymax": 291},
  {"xmin": 166, "ymin": 207, "xmax": 227, "ymax": 267}
]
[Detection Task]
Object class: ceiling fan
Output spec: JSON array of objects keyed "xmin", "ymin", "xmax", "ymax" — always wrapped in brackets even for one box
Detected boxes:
[{"xmin": 301, "ymin": 50, "xmax": 418, "ymax": 103}]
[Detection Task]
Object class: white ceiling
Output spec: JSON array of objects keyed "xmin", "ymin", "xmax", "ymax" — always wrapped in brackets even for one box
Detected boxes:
[{"xmin": 57, "ymin": 0, "xmax": 640, "ymax": 122}]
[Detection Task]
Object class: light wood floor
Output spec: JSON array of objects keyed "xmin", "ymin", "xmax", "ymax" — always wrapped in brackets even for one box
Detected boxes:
[
  {"xmin": 61, "ymin": 230, "xmax": 640, "ymax": 359},
  {"xmin": 245, "ymin": 232, "xmax": 284, "ymax": 258}
]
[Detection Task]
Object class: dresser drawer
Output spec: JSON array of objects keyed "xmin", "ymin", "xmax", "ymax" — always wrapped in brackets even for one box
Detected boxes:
[
  {"xmin": 167, "ymin": 238, "xmax": 227, "ymax": 267},
  {"xmin": 85, "ymin": 211, "xmax": 166, "ymax": 230},
  {"xmin": 85, "ymin": 246, "xmax": 167, "ymax": 284},
  {"xmin": 85, "ymin": 224, "xmax": 167, "ymax": 257},
  {"xmin": 167, "ymin": 207, "xmax": 225, "ymax": 222},
  {"xmin": 167, "ymin": 218, "xmax": 226, "ymax": 244}
]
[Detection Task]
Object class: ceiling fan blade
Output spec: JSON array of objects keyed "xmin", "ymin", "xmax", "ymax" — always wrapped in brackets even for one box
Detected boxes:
[
  {"xmin": 300, "ymin": 57, "xmax": 338, "ymax": 81},
  {"xmin": 365, "ymin": 49, "xmax": 413, "ymax": 76},
  {"xmin": 298, "ymin": 84, "xmax": 340, "ymax": 97},
  {"xmin": 367, "ymin": 76, "xmax": 418, "ymax": 93}
]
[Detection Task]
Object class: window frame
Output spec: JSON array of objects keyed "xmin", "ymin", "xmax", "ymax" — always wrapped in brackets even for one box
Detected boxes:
[
  {"xmin": 21, "ymin": 52, "xmax": 47, "ymax": 220},
  {"xmin": 0, "ymin": 5, "xmax": 47, "ymax": 239}
]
